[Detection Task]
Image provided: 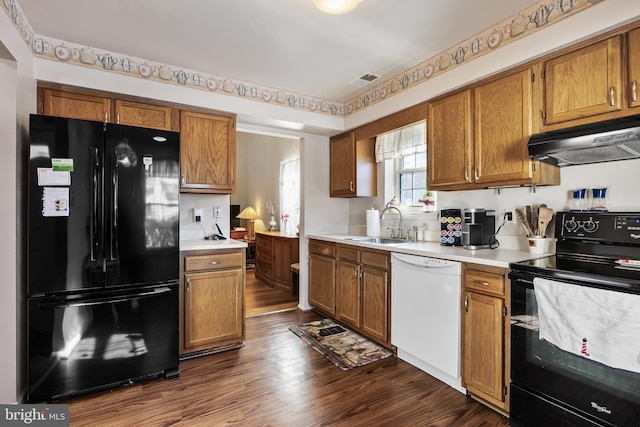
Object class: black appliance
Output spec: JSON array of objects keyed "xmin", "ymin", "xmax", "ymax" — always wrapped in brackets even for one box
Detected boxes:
[
  {"xmin": 509, "ymin": 211, "xmax": 640, "ymax": 426},
  {"xmin": 27, "ymin": 115, "xmax": 180, "ymax": 402},
  {"xmin": 528, "ymin": 115, "xmax": 640, "ymax": 167},
  {"xmin": 230, "ymin": 204, "xmax": 241, "ymax": 228},
  {"xmin": 461, "ymin": 208, "xmax": 495, "ymax": 249},
  {"xmin": 440, "ymin": 208, "xmax": 462, "ymax": 246}
]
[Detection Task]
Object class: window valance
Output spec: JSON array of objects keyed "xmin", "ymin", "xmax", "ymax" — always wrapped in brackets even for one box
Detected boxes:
[{"xmin": 374, "ymin": 122, "xmax": 426, "ymax": 162}]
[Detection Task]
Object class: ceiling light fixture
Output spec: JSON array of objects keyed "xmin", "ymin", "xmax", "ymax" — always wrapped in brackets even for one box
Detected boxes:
[{"xmin": 312, "ymin": 0, "xmax": 362, "ymax": 14}]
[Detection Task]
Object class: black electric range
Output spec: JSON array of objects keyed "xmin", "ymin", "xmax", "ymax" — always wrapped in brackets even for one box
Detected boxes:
[
  {"xmin": 511, "ymin": 211, "xmax": 640, "ymax": 292},
  {"xmin": 509, "ymin": 211, "xmax": 640, "ymax": 427}
]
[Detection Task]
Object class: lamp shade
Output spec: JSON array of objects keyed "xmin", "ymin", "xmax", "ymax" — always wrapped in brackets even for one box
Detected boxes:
[
  {"xmin": 312, "ymin": 0, "xmax": 362, "ymax": 14},
  {"xmin": 236, "ymin": 206, "xmax": 261, "ymax": 220}
]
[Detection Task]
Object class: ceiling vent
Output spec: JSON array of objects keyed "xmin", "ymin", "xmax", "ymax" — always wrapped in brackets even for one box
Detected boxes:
[{"xmin": 350, "ymin": 73, "xmax": 380, "ymax": 87}]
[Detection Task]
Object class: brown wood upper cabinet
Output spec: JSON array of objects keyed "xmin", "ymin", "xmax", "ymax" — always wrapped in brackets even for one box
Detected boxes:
[
  {"xmin": 179, "ymin": 110, "xmax": 236, "ymax": 194},
  {"xmin": 113, "ymin": 99, "xmax": 174, "ymax": 130},
  {"xmin": 40, "ymin": 88, "xmax": 112, "ymax": 123},
  {"xmin": 543, "ymin": 36, "xmax": 623, "ymax": 127},
  {"xmin": 330, "ymin": 132, "xmax": 377, "ymax": 197},
  {"xmin": 428, "ymin": 68, "xmax": 559, "ymax": 190},
  {"xmin": 427, "ymin": 90, "xmax": 473, "ymax": 188},
  {"xmin": 39, "ymin": 87, "xmax": 177, "ymax": 131}
]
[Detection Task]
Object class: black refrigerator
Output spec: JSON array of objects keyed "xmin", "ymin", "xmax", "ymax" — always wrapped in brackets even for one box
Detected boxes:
[{"xmin": 27, "ymin": 115, "xmax": 180, "ymax": 402}]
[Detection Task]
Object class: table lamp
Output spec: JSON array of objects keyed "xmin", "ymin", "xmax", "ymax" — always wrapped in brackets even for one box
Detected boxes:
[{"xmin": 236, "ymin": 206, "xmax": 261, "ymax": 241}]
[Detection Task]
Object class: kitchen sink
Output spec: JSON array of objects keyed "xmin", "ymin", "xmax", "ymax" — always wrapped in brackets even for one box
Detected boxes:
[{"xmin": 344, "ymin": 237, "xmax": 407, "ymax": 245}]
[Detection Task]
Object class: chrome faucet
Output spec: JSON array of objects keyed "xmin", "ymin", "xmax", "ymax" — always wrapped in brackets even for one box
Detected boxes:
[
  {"xmin": 406, "ymin": 225, "xmax": 419, "ymax": 242},
  {"xmin": 379, "ymin": 204, "xmax": 404, "ymax": 238}
]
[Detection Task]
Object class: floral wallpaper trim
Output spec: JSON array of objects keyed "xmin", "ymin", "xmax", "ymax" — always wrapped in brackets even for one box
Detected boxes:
[{"xmin": 3, "ymin": 0, "xmax": 604, "ymax": 119}]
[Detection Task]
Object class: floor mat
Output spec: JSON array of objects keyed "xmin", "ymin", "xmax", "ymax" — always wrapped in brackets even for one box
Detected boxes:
[{"xmin": 289, "ymin": 318, "xmax": 393, "ymax": 370}]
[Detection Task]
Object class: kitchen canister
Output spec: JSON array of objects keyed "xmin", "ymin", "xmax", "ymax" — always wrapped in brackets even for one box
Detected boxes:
[
  {"xmin": 366, "ymin": 208, "xmax": 381, "ymax": 237},
  {"xmin": 570, "ymin": 188, "xmax": 588, "ymax": 211},
  {"xmin": 590, "ymin": 187, "xmax": 608, "ymax": 211},
  {"xmin": 527, "ymin": 236, "xmax": 549, "ymax": 254}
]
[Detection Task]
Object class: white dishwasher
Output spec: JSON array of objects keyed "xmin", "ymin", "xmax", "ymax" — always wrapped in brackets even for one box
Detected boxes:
[{"xmin": 391, "ymin": 252, "xmax": 465, "ymax": 393}]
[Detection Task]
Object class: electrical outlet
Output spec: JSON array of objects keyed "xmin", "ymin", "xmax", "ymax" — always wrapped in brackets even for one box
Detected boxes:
[
  {"xmin": 505, "ymin": 211, "xmax": 514, "ymax": 222},
  {"xmin": 214, "ymin": 206, "xmax": 222, "ymax": 218},
  {"xmin": 193, "ymin": 208, "xmax": 203, "ymax": 222}
]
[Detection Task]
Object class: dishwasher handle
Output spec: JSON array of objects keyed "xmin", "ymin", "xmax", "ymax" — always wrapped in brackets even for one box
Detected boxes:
[{"xmin": 391, "ymin": 253, "xmax": 460, "ymax": 269}]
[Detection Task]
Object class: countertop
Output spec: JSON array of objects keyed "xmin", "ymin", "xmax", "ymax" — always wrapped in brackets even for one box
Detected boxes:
[
  {"xmin": 307, "ymin": 234, "xmax": 550, "ymax": 268},
  {"xmin": 180, "ymin": 238, "xmax": 248, "ymax": 252}
]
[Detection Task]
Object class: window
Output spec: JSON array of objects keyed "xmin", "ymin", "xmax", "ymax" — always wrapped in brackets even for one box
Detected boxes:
[
  {"xmin": 279, "ymin": 158, "xmax": 300, "ymax": 232},
  {"xmin": 399, "ymin": 152, "xmax": 427, "ymax": 206},
  {"xmin": 376, "ymin": 121, "xmax": 433, "ymax": 209}
]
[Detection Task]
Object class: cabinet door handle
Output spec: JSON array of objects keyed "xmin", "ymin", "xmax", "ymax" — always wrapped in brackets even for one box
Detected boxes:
[
  {"xmin": 209, "ymin": 261, "xmax": 220, "ymax": 265},
  {"xmin": 633, "ymin": 80, "xmax": 638, "ymax": 103},
  {"xmin": 181, "ymin": 175, "xmax": 186, "ymax": 186},
  {"xmin": 349, "ymin": 181, "xmax": 354, "ymax": 192},
  {"xmin": 473, "ymin": 280, "xmax": 491, "ymax": 286},
  {"xmin": 464, "ymin": 167, "xmax": 469, "ymax": 181},
  {"xmin": 610, "ymin": 86, "xmax": 616, "ymax": 106},
  {"xmin": 464, "ymin": 294, "xmax": 469, "ymax": 312},
  {"xmin": 104, "ymin": 111, "xmax": 108, "ymax": 123},
  {"xmin": 116, "ymin": 112, "xmax": 120, "ymax": 124},
  {"xmin": 474, "ymin": 166, "xmax": 479, "ymax": 181},
  {"xmin": 354, "ymin": 266, "xmax": 358, "ymax": 277},
  {"xmin": 186, "ymin": 277, "xmax": 190, "ymax": 292}
]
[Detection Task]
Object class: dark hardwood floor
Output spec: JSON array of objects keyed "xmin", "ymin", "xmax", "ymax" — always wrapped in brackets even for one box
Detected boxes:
[
  {"xmin": 63, "ymin": 307, "xmax": 510, "ymax": 426},
  {"xmin": 245, "ymin": 268, "xmax": 299, "ymax": 317}
]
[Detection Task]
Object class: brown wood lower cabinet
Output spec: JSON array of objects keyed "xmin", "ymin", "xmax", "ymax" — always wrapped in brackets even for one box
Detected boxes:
[
  {"xmin": 180, "ymin": 249, "xmax": 245, "ymax": 357},
  {"xmin": 308, "ymin": 240, "xmax": 336, "ymax": 315},
  {"xmin": 462, "ymin": 263, "xmax": 510, "ymax": 415},
  {"xmin": 309, "ymin": 239, "xmax": 391, "ymax": 349},
  {"xmin": 255, "ymin": 232, "xmax": 299, "ymax": 294}
]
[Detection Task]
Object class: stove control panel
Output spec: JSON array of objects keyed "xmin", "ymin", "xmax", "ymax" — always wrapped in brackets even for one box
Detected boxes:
[{"xmin": 557, "ymin": 212, "xmax": 640, "ymax": 244}]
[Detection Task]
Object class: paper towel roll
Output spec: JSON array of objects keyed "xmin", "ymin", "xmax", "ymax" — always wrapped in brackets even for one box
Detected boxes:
[{"xmin": 366, "ymin": 209, "xmax": 381, "ymax": 237}]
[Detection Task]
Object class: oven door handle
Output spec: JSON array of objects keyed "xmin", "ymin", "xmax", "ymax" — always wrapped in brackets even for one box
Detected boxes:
[{"xmin": 513, "ymin": 271, "xmax": 636, "ymax": 290}]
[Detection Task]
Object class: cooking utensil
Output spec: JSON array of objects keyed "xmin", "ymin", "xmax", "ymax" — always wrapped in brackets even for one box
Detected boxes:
[
  {"xmin": 524, "ymin": 205, "xmax": 533, "ymax": 233},
  {"xmin": 515, "ymin": 208, "xmax": 534, "ymax": 236},
  {"xmin": 537, "ymin": 207, "xmax": 553, "ymax": 237},
  {"xmin": 533, "ymin": 204, "xmax": 546, "ymax": 235}
]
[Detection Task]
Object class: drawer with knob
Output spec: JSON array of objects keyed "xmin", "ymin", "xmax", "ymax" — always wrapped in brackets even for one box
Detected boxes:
[{"xmin": 184, "ymin": 252, "xmax": 243, "ymax": 272}]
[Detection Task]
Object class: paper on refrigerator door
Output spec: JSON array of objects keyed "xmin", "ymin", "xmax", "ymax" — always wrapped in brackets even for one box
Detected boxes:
[
  {"xmin": 37, "ymin": 168, "xmax": 71, "ymax": 186},
  {"xmin": 42, "ymin": 187, "xmax": 70, "ymax": 217}
]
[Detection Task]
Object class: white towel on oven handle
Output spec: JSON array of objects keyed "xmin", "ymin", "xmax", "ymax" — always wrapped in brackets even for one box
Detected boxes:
[{"xmin": 534, "ymin": 277, "xmax": 640, "ymax": 374}]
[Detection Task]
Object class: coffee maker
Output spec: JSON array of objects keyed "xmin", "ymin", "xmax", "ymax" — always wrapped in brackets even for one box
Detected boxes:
[{"xmin": 461, "ymin": 208, "xmax": 495, "ymax": 249}]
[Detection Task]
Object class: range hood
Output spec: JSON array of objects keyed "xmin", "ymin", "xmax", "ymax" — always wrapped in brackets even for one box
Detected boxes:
[{"xmin": 528, "ymin": 115, "xmax": 640, "ymax": 167}]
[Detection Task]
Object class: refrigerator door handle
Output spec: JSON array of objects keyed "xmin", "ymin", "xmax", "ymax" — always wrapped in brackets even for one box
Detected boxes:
[
  {"xmin": 41, "ymin": 287, "xmax": 173, "ymax": 309},
  {"xmin": 90, "ymin": 147, "xmax": 99, "ymax": 262},
  {"xmin": 110, "ymin": 150, "xmax": 119, "ymax": 261}
]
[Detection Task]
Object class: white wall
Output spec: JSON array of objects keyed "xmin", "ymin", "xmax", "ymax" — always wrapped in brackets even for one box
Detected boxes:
[
  {"xmin": 1, "ymin": 6, "xmax": 37, "ymax": 403},
  {"xmin": 348, "ymin": 158, "xmax": 640, "ymax": 250},
  {"xmin": 232, "ymin": 132, "xmax": 300, "ymax": 229}
]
